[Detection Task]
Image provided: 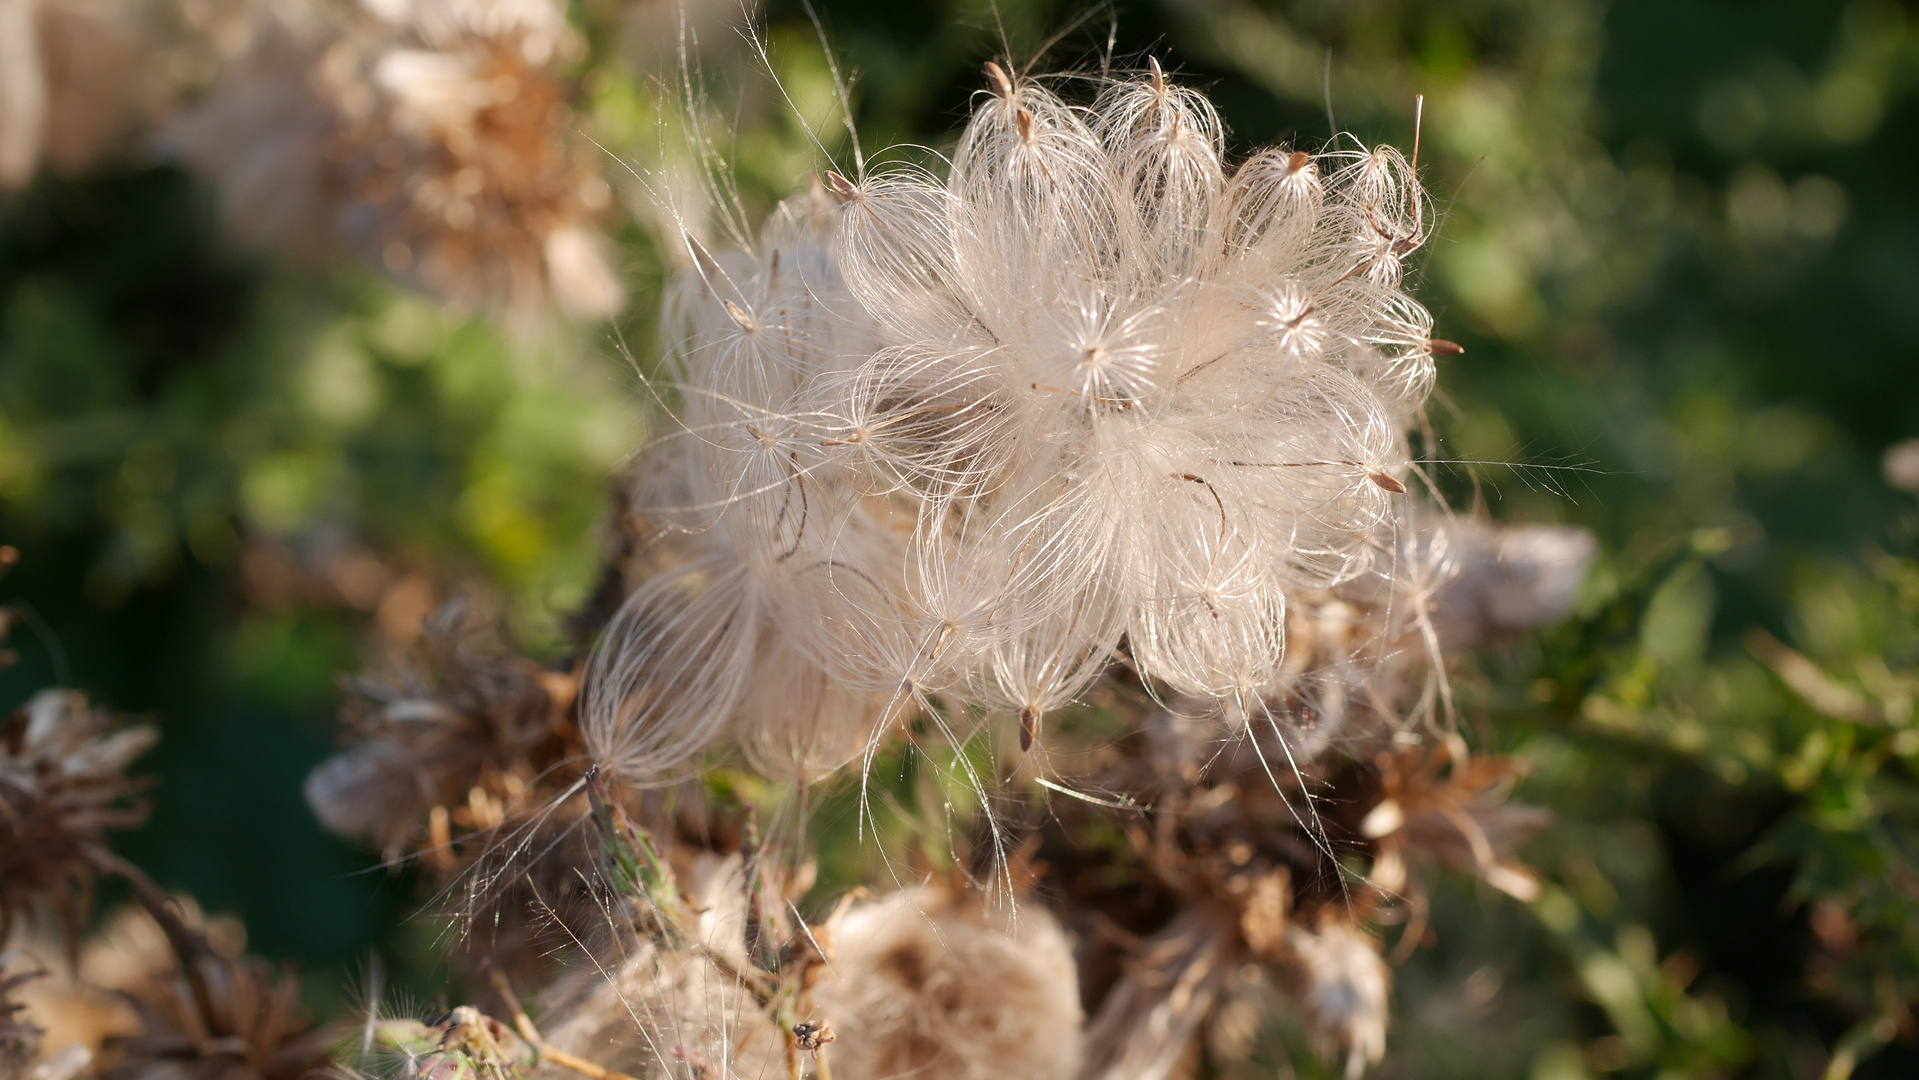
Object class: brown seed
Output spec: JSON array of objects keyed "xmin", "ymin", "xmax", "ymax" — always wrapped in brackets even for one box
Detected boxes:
[
  {"xmin": 822, "ymin": 171, "xmax": 859, "ymax": 204},
  {"xmin": 984, "ymin": 61, "xmax": 1014, "ymax": 101},
  {"xmin": 1428, "ymin": 338, "xmax": 1465, "ymax": 356},
  {"xmin": 1369, "ymin": 471, "xmax": 1408, "ymax": 494}
]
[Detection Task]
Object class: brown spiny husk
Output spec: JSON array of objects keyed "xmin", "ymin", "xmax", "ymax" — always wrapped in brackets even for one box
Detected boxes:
[{"xmin": 0, "ymin": 690, "xmax": 156, "ymax": 948}]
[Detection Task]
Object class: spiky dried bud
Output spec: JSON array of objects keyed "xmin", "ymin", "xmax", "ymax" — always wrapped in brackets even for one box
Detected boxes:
[
  {"xmin": 304, "ymin": 603, "xmax": 573, "ymax": 862},
  {"xmin": 101, "ymin": 897, "xmax": 336, "ymax": 1080},
  {"xmin": 809, "ymin": 885, "xmax": 1082, "ymax": 1080},
  {"xmin": 304, "ymin": 602, "xmax": 601, "ymax": 971},
  {"xmin": 162, "ymin": 0, "xmax": 621, "ymax": 319},
  {"xmin": 0, "ymin": 690, "xmax": 156, "ymax": 946},
  {"xmin": 1363, "ymin": 743, "xmax": 1548, "ymax": 903}
]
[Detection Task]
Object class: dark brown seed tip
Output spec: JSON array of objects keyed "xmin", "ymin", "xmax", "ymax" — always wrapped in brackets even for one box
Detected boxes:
[
  {"xmin": 1015, "ymin": 106, "xmax": 1035, "ymax": 142},
  {"xmin": 821, "ymin": 170, "xmax": 859, "ymax": 204},
  {"xmin": 985, "ymin": 60, "xmax": 1014, "ymax": 100},
  {"xmin": 1019, "ymin": 706, "xmax": 1039, "ymax": 752},
  {"xmin": 1369, "ymin": 471, "xmax": 1409, "ymax": 494},
  {"xmin": 793, "ymin": 1022, "xmax": 836, "ymax": 1051},
  {"xmin": 1428, "ymin": 338, "xmax": 1465, "ymax": 356},
  {"xmin": 1287, "ymin": 150, "xmax": 1311, "ymax": 173}
]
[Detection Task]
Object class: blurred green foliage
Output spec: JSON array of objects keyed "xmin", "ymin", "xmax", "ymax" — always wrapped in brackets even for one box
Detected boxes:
[{"xmin": 4, "ymin": 0, "xmax": 1919, "ymax": 1075}]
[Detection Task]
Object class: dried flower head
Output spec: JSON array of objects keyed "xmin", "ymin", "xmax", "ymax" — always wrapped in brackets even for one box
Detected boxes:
[
  {"xmin": 163, "ymin": 0, "xmax": 621, "ymax": 318},
  {"xmin": 1361, "ymin": 742, "xmax": 1549, "ymax": 903},
  {"xmin": 0, "ymin": 690, "xmax": 157, "ymax": 946},
  {"xmin": 0, "ymin": 0, "xmax": 167, "ymax": 188},
  {"xmin": 809, "ymin": 884, "xmax": 1082, "ymax": 1080},
  {"xmin": 101, "ymin": 890, "xmax": 337, "ymax": 1080},
  {"xmin": 304, "ymin": 603, "xmax": 574, "ymax": 862},
  {"xmin": 586, "ymin": 59, "xmax": 1448, "ymax": 785},
  {"xmin": 303, "ymin": 602, "xmax": 604, "ymax": 974}
]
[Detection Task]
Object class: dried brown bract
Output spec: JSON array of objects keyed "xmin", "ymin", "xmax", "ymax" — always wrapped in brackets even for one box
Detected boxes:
[
  {"xmin": 1044, "ymin": 521, "xmax": 1566, "ymax": 1078},
  {"xmin": 1362, "ymin": 742, "xmax": 1548, "ymax": 905},
  {"xmin": 0, "ymin": 690, "xmax": 157, "ymax": 948},
  {"xmin": 2, "ymin": 956, "xmax": 44, "ymax": 1080},
  {"xmin": 1271, "ymin": 917, "xmax": 1389, "ymax": 1080}
]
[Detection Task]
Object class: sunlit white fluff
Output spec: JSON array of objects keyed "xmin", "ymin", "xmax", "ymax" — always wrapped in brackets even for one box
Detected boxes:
[{"xmin": 586, "ymin": 58, "xmax": 1444, "ymax": 782}]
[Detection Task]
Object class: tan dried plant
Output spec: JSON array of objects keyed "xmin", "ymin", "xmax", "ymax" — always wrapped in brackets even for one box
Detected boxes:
[{"xmin": 0, "ymin": 690, "xmax": 157, "ymax": 950}]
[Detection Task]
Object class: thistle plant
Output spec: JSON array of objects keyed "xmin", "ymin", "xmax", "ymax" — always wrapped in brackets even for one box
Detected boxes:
[{"xmin": 1, "ymin": 13, "xmax": 1610, "ymax": 1080}]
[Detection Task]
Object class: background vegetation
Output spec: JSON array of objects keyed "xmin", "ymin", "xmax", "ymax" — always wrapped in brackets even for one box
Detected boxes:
[{"xmin": 3, "ymin": 0, "xmax": 1918, "ymax": 1076}]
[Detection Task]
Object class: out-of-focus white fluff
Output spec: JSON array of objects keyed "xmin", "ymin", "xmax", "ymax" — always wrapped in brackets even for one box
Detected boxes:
[
  {"xmin": 810, "ymin": 885, "xmax": 1082, "ymax": 1080},
  {"xmin": 586, "ymin": 59, "xmax": 1444, "ymax": 782},
  {"xmin": 1282, "ymin": 919, "xmax": 1390, "ymax": 1080}
]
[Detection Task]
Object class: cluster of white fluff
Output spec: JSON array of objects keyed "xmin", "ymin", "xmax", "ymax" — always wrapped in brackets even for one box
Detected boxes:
[
  {"xmin": 587, "ymin": 60, "xmax": 1443, "ymax": 782},
  {"xmin": 811, "ymin": 884, "xmax": 1083, "ymax": 1080}
]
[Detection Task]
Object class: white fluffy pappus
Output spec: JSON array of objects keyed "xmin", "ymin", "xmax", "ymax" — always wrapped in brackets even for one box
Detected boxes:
[
  {"xmin": 585, "ymin": 57, "xmax": 1449, "ymax": 783},
  {"xmin": 808, "ymin": 884, "xmax": 1083, "ymax": 1080}
]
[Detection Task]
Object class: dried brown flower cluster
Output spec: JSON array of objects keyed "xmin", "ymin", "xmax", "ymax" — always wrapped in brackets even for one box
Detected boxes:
[
  {"xmin": 1037, "ymin": 520, "xmax": 1584, "ymax": 1080},
  {"xmin": 10, "ymin": 891, "xmax": 334, "ymax": 1080},
  {"xmin": 162, "ymin": 0, "xmax": 621, "ymax": 319},
  {"xmin": 287, "ymin": 478, "xmax": 1589, "ymax": 1080},
  {"xmin": 1, "ymin": 584, "xmax": 330, "ymax": 1080},
  {"xmin": 301, "ymin": 601, "xmax": 604, "ymax": 972},
  {"xmin": 97, "ymin": 887, "xmax": 336, "ymax": 1080},
  {"xmin": 0, "ymin": 690, "xmax": 157, "ymax": 948}
]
